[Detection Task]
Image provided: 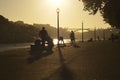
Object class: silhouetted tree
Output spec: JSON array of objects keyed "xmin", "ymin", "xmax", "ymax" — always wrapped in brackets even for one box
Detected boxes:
[
  {"xmin": 80, "ymin": 0, "xmax": 120, "ymax": 28},
  {"xmin": 0, "ymin": 15, "xmax": 39, "ymax": 43},
  {"xmin": 0, "ymin": 15, "xmax": 69, "ymax": 43}
]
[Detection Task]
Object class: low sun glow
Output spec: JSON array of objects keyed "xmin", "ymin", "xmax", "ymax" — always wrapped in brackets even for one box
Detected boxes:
[{"xmin": 48, "ymin": 0, "xmax": 63, "ymax": 7}]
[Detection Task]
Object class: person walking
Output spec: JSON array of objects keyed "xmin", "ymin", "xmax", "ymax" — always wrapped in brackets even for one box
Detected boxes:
[{"xmin": 70, "ymin": 31, "xmax": 75, "ymax": 46}]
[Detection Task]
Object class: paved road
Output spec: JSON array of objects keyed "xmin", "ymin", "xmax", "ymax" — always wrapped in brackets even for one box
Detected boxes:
[{"xmin": 0, "ymin": 41, "xmax": 120, "ymax": 80}]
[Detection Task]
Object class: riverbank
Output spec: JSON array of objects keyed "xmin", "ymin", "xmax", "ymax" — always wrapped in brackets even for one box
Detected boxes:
[
  {"xmin": 0, "ymin": 40, "xmax": 120, "ymax": 80},
  {"xmin": 0, "ymin": 43, "xmax": 33, "ymax": 52}
]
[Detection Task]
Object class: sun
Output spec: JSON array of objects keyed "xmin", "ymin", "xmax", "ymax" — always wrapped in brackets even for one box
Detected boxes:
[{"xmin": 48, "ymin": 0, "xmax": 63, "ymax": 7}]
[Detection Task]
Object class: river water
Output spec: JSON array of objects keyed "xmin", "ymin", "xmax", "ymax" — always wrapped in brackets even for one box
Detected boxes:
[
  {"xmin": 0, "ymin": 38, "xmax": 88, "ymax": 52},
  {"xmin": 0, "ymin": 39, "xmax": 72, "ymax": 52}
]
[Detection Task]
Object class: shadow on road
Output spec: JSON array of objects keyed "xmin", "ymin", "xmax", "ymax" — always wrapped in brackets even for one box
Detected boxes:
[
  {"xmin": 58, "ymin": 63, "xmax": 74, "ymax": 80},
  {"xmin": 28, "ymin": 51, "xmax": 53, "ymax": 64},
  {"xmin": 57, "ymin": 47, "xmax": 74, "ymax": 80},
  {"xmin": 43, "ymin": 47, "xmax": 74, "ymax": 80}
]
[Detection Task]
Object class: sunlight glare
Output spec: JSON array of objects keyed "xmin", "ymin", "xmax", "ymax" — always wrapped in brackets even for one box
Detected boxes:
[
  {"xmin": 53, "ymin": 39, "xmax": 58, "ymax": 45},
  {"xmin": 48, "ymin": 0, "xmax": 63, "ymax": 7}
]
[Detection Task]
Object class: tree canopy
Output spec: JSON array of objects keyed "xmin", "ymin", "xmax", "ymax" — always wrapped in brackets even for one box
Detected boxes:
[{"xmin": 81, "ymin": 0, "xmax": 120, "ymax": 28}]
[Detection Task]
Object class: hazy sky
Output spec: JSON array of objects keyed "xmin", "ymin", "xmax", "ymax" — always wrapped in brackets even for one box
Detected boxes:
[{"xmin": 0, "ymin": 0, "xmax": 110, "ymax": 29}]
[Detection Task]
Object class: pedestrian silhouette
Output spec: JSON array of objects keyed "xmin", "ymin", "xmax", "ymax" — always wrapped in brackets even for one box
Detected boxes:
[
  {"xmin": 39, "ymin": 27, "xmax": 48, "ymax": 46},
  {"xmin": 111, "ymin": 33, "xmax": 114, "ymax": 42},
  {"xmin": 46, "ymin": 36, "xmax": 54, "ymax": 53},
  {"xmin": 59, "ymin": 36, "xmax": 65, "ymax": 45},
  {"xmin": 97, "ymin": 36, "xmax": 100, "ymax": 41},
  {"xmin": 70, "ymin": 31, "xmax": 75, "ymax": 46}
]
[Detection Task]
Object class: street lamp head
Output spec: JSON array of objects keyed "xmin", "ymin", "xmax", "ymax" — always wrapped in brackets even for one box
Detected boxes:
[{"xmin": 56, "ymin": 8, "xmax": 60, "ymax": 13}]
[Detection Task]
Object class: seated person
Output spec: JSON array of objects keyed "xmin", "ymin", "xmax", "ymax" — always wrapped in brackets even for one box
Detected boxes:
[
  {"xmin": 35, "ymin": 39, "xmax": 42, "ymax": 45},
  {"xmin": 46, "ymin": 36, "xmax": 54, "ymax": 52},
  {"xmin": 59, "ymin": 36, "xmax": 65, "ymax": 45}
]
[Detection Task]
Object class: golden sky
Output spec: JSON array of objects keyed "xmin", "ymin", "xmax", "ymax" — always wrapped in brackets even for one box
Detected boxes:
[{"xmin": 0, "ymin": 0, "xmax": 110, "ymax": 29}]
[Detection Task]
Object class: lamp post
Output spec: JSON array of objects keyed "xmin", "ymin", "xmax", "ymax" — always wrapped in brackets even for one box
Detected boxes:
[
  {"xmin": 94, "ymin": 27, "xmax": 96, "ymax": 41},
  {"xmin": 56, "ymin": 8, "xmax": 64, "ymax": 65},
  {"xmin": 82, "ymin": 21, "xmax": 84, "ymax": 42},
  {"xmin": 56, "ymin": 8, "xmax": 60, "ymax": 46},
  {"xmin": 103, "ymin": 29, "xmax": 105, "ymax": 40}
]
